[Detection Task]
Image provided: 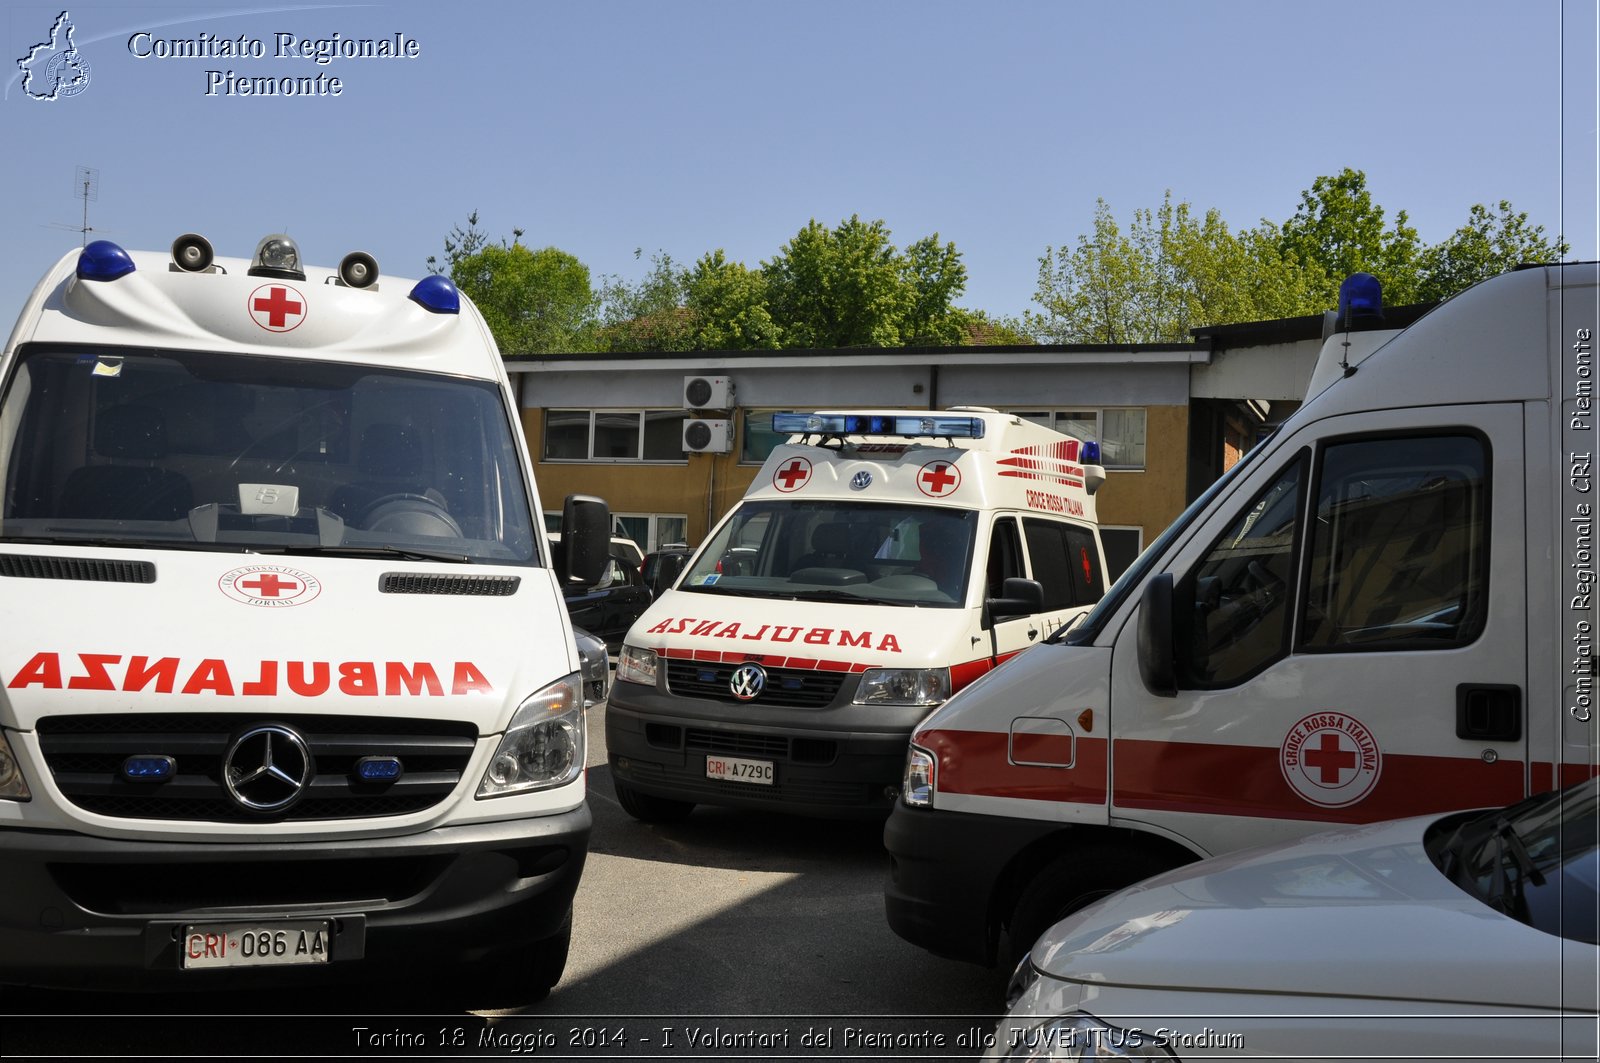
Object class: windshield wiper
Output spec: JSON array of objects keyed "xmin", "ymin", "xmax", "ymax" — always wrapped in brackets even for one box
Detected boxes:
[
  {"xmin": 275, "ymin": 544, "xmax": 474, "ymax": 564},
  {"xmin": 800, "ymin": 589, "xmax": 914, "ymax": 607},
  {"xmin": 4, "ymin": 535, "xmax": 238, "ymax": 552}
]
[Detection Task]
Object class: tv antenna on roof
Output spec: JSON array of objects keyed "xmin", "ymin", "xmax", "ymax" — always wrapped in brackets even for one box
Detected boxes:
[{"xmin": 73, "ymin": 165, "xmax": 98, "ymax": 245}]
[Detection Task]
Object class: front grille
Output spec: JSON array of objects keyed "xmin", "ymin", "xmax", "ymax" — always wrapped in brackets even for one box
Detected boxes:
[
  {"xmin": 685, "ymin": 729, "xmax": 788, "ymax": 759},
  {"xmin": 36, "ymin": 713, "xmax": 478, "ymax": 823},
  {"xmin": 0, "ymin": 554, "xmax": 155, "ymax": 583},
  {"xmin": 665, "ymin": 660, "xmax": 846, "ymax": 708}
]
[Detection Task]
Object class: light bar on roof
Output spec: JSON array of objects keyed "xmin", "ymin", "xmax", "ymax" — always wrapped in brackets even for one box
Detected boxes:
[{"xmin": 771, "ymin": 413, "xmax": 985, "ymax": 439}]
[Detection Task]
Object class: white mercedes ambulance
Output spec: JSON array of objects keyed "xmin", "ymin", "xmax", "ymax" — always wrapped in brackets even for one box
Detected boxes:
[
  {"xmin": 607, "ymin": 409, "xmax": 1109, "ymax": 820},
  {"xmin": 886, "ymin": 264, "xmax": 1600, "ymax": 971},
  {"xmin": 0, "ymin": 234, "xmax": 610, "ymax": 1001}
]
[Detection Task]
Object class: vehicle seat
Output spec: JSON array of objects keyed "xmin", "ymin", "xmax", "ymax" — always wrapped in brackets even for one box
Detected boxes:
[
  {"xmin": 328, "ymin": 423, "xmax": 445, "ymax": 525},
  {"xmin": 58, "ymin": 405, "xmax": 194, "ymax": 521},
  {"xmin": 795, "ymin": 522, "xmax": 851, "ymax": 570}
]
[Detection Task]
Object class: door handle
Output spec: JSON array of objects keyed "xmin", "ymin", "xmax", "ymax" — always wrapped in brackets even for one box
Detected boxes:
[{"xmin": 1456, "ymin": 684, "xmax": 1521, "ymax": 742}]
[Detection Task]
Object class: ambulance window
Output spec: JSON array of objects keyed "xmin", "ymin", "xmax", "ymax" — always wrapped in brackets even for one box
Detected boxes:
[
  {"xmin": 987, "ymin": 518, "xmax": 1023, "ymax": 599},
  {"xmin": 1023, "ymin": 520, "xmax": 1105, "ymax": 609},
  {"xmin": 1300, "ymin": 435, "xmax": 1488, "ymax": 651},
  {"xmin": 1175, "ymin": 455, "xmax": 1306, "ymax": 689}
]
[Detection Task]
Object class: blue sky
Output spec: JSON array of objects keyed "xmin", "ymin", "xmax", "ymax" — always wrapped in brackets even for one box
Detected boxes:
[{"xmin": 1, "ymin": 0, "xmax": 1594, "ymax": 331}]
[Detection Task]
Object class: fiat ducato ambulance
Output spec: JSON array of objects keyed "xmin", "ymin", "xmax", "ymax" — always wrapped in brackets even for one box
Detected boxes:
[
  {"xmin": 885, "ymin": 264, "xmax": 1600, "ymax": 971},
  {"xmin": 607, "ymin": 409, "xmax": 1109, "ymax": 821},
  {"xmin": 0, "ymin": 235, "xmax": 609, "ymax": 1001}
]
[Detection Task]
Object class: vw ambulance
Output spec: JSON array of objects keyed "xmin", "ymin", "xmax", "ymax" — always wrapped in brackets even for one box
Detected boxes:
[
  {"xmin": 0, "ymin": 234, "xmax": 609, "ymax": 1000},
  {"xmin": 607, "ymin": 409, "xmax": 1109, "ymax": 821},
  {"xmin": 885, "ymin": 264, "xmax": 1600, "ymax": 971}
]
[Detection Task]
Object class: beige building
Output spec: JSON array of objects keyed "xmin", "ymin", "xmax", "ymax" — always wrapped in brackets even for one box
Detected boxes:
[{"xmin": 506, "ymin": 304, "xmax": 1429, "ymax": 579}]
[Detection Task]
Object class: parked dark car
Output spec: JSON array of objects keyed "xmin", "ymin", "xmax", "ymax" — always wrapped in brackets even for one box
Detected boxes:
[
  {"xmin": 640, "ymin": 545, "xmax": 692, "ymax": 597},
  {"xmin": 563, "ymin": 553, "xmax": 652, "ymax": 655}
]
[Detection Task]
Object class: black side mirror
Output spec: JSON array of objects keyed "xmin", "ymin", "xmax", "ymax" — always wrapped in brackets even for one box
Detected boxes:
[
  {"xmin": 1137, "ymin": 573, "xmax": 1177, "ymax": 697},
  {"xmin": 986, "ymin": 577, "xmax": 1044, "ymax": 622},
  {"xmin": 560, "ymin": 494, "xmax": 610, "ymax": 588}
]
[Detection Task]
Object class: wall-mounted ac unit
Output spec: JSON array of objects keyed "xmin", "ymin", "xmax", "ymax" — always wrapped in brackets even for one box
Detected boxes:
[
  {"xmin": 682, "ymin": 375, "xmax": 735, "ymax": 410},
  {"xmin": 682, "ymin": 419, "xmax": 732, "ymax": 454}
]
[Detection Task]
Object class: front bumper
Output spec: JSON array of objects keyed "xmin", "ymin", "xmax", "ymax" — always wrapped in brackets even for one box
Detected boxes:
[
  {"xmin": 883, "ymin": 801, "xmax": 1059, "ymax": 967},
  {"xmin": 606, "ymin": 677, "xmax": 929, "ymax": 817},
  {"xmin": 0, "ymin": 806, "xmax": 590, "ymax": 992}
]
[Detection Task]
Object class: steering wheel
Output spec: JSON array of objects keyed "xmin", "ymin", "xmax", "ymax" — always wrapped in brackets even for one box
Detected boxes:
[
  {"xmin": 356, "ymin": 493, "xmax": 463, "ymax": 537},
  {"xmin": 1246, "ymin": 560, "xmax": 1285, "ymax": 597}
]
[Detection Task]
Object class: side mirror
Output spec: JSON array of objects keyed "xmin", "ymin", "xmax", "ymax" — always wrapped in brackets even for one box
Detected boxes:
[
  {"xmin": 559, "ymin": 494, "xmax": 610, "ymax": 587},
  {"xmin": 986, "ymin": 577, "xmax": 1044, "ymax": 622},
  {"xmin": 1137, "ymin": 573, "xmax": 1177, "ymax": 697}
]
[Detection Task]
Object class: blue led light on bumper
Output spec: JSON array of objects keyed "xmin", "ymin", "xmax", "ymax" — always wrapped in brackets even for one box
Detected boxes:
[
  {"xmin": 354, "ymin": 756, "xmax": 404, "ymax": 783},
  {"xmin": 771, "ymin": 413, "xmax": 985, "ymax": 439},
  {"xmin": 121, "ymin": 755, "xmax": 175, "ymax": 781},
  {"xmin": 76, "ymin": 240, "xmax": 136, "ymax": 282},
  {"xmin": 408, "ymin": 275, "xmax": 460, "ymax": 315}
]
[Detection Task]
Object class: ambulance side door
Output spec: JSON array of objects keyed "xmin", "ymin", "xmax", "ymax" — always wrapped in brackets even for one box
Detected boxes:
[
  {"xmin": 1108, "ymin": 405, "xmax": 1527, "ymax": 856},
  {"xmin": 982, "ymin": 516, "xmax": 1045, "ymax": 665}
]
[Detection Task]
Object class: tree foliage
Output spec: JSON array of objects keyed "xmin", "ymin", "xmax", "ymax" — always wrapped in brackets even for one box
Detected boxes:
[
  {"xmin": 452, "ymin": 242, "xmax": 596, "ymax": 355},
  {"xmin": 595, "ymin": 252, "xmax": 694, "ymax": 353},
  {"xmin": 1029, "ymin": 170, "xmax": 1568, "ymax": 344}
]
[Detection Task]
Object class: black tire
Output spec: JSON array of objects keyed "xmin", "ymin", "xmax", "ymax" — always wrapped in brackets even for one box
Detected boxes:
[
  {"xmin": 1004, "ymin": 847, "xmax": 1173, "ymax": 971},
  {"xmin": 456, "ymin": 911, "xmax": 571, "ymax": 1008},
  {"xmin": 613, "ymin": 779, "xmax": 695, "ymax": 823}
]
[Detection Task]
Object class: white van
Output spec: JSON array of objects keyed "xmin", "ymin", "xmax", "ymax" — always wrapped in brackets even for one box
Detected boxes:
[
  {"xmin": 0, "ymin": 234, "xmax": 610, "ymax": 1000},
  {"xmin": 886, "ymin": 264, "xmax": 1600, "ymax": 969},
  {"xmin": 607, "ymin": 409, "xmax": 1108, "ymax": 820}
]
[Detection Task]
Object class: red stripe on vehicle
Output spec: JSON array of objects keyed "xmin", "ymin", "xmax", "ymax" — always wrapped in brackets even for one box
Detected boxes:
[
  {"xmin": 1112, "ymin": 739, "xmax": 1529, "ymax": 824},
  {"xmin": 916, "ymin": 728, "xmax": 1109, "ymax": 805}
]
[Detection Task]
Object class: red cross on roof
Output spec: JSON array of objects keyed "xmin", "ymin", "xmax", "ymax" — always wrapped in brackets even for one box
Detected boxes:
[
  {"xmin": 249, "ymin": 285, "xmax": 306, "ymax": 331},
  {"xmin": 919, "ymin": 462, "xmax": 959, "ymax": 496},
  {"xmin": 774, "ymin": 458, "xmax": 811, "ymax": 492}
]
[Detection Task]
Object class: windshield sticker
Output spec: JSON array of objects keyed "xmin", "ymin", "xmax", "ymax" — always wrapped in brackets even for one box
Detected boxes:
[
  {"xmin": 219, "ymin": 564, "xmax": 322, "ymax": 608},
  {"xmin": 1281, "ymin": 712, "xmax": 1382, "ymax": 808}
]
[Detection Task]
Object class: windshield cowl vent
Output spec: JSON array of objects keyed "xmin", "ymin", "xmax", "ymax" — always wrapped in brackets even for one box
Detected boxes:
[
  {"xmin": 0, "ymin": 554, "xmax": 156, "ymax": 584},
  {"xmin": 380, "ymin": 573, "xmax": 520, "ymax": 596}
]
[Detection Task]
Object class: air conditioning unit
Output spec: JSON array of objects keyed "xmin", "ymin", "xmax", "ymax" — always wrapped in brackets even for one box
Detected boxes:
[
  {"xmin": 682, "ymin": 419, "xmax": 732, "ymax": 454},
  {"xmin": 682, "ymin": 375, "xmax": 735, "ymax": 410}
]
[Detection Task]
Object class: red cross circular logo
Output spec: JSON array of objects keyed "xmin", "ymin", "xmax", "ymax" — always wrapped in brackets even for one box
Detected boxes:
[
  {"xmin": 219, "ymin": 564, "xmax": 322, "ymax": 608},
  {"xmin": 247, "ymin": 283, "xmax": 307, "ymax": 333},
  {"xmin": 772, "ymin": 457, "xmax": 812, "ymax": 493},
  {"xmin": 917, "ymin": 460, "xmax": 961, "ymax": 498},
  {"xmin": 1281, "ymin": 712, "xmax": 1381, "ymax": 808}
]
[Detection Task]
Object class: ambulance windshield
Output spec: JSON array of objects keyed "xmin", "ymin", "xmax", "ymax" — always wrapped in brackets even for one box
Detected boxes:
[
  {"xmin": 0, "ymin": 344, "xmax": 537, "ymax": 563},
  {"xmin": 680, "ymin": 500, "xmax": 976, "ymax": 607}
]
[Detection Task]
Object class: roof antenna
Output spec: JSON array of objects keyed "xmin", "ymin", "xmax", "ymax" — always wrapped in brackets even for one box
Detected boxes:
[{"xmin": 74, "ymin": 165, "xmax": 99, "ymax": 246}]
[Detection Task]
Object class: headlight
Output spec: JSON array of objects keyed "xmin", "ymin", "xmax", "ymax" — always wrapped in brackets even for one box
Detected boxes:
[
  {"xmin": 999, "ymin": 1013, "xmax": 1177, "ymax": 1061},
  {"xmin": 477, "ymin": 673, "xmax": 584, "ymax": 797},
  {"xmin": 854, "ymin": 667, "xmax": 950, "ymax": 706},
  {"xmin": 901, "ymin": 745, "xmax": 935, "ymax": 807},
  {"xmin": 617, "ymin": 644, "xmax": 657, "ymax": 687},
  {"xmin": 0, "ymin": 733, "xmax": 30, "ymax": 801},
  {"xmin": 1004, "ymin": 951, "xmax": 1040, "ymax": 1009}
]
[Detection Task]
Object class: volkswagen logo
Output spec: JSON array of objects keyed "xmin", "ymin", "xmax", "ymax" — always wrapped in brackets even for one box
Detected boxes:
[
  {"xmin": 850, "ymin": 470, "xmax": 873, "ymax": 490},
  {"xmin": 729, "ymin": 662, "xmax": 767, "ymax": 702},
  {"xmin": 223, "ymin": 724, "xmax": 313, "ymax": 813}
]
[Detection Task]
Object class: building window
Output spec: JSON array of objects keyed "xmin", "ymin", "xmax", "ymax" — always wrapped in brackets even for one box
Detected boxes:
[
  {"xmin": 542, "ymin": 410, "xmax": 685, "ymax": 462},
  {"xmin": 1009, "ymin": 408, "xmax": 1147, "ymax": 470},
  {"xmin": 615, "ymin": 513, "xmax": 690, "ymax": 552},
  {"xmin": 742, "ymin": 409, "xmax": 789, "ymax": 464}
]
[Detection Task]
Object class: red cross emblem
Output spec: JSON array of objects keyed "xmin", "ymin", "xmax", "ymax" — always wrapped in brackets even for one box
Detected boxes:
[
  {"xmin": 1280, "ymin": 712, "xmax": 1381, "ymax": 808},
  {"xmin": 219, "ymin": 564, "xmax": 321, "ymax": 608},
  {"xmin": 241, "ymin": 573, "xmax": 300, "ymax": 599},
  {"xmin": 773, "ymin": 457, "xmax": 812, "ymax": 493},
  {"xmin": 917, "ymin": 461, "xmax": 961, "ymax": 497},
  {"xmin": 248, "ymin": 284, "xmax": 307, "ymax": 332}
]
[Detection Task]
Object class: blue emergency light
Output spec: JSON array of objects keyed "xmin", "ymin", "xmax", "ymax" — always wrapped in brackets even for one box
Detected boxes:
[
  {"xmin": 354, "ymin": 756, "xmax": 404, "ymax": 783},
  {"xmin": 1081, "ymin": 441, "xmax": 1102, "ymax": 464},
  {"xmin": 408, "ymin": 275, "xmax": 460, "ymax": 315},
  {"xmin": 1338, "ymin": 273, "xmax": 1383, "ymax": 326},
  {"xmin": 121, "ymin": 755, "xmax": 174, "ymax": 781},
  {"xmin": 771, "ymin": 413, "xmax": 985, "ymax": 439},
  {"xmin": 76, "ymin": 240, "xmax": 136, "ymax": 282}
]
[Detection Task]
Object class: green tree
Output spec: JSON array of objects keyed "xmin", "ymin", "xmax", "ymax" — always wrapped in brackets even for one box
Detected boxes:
[
  {"xmin": 1277, "ymin": 168, "xmax": 1423, "ymax": 304},
  {"xmin": 686, "ymin": 251, "xmax": 782, "ymax": 349},
  {"xmin": 595, "ymin": 251, "xmax": 694, "ymax": 352},
  {"xmin": 762, "ymin": 216, "xmax": 969, "ymax": 348},
  {"xmin": 452, "ymin": 243, "xmax": 597, "ymax": 354},
  {"xmin": 1026, "ymin": 195, "xmax": 1326, "ymax": 344},
  {"xmin": 1414, "ymin": 200, "xmax": 1569, "ymax": 303}
]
